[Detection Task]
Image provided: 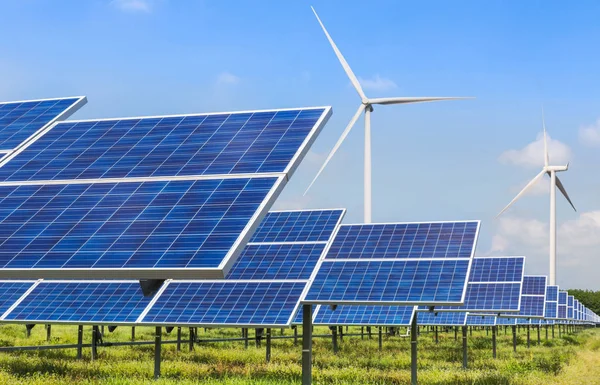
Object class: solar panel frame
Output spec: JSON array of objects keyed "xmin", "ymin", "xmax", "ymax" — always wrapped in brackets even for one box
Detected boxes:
[
  {"xmin": 417, "ymin": 311, "xmax": 467, "ymax": 326},
  {"xmin": 498, "ymin": 275, "xmax": 547, "ymax": 319},
  {"xmin": 301, "ymin": 220, "xmax": 481, "ymax": 306},
  {"xmin": 544, "ymin": 285, "xmax": 559, "ymax": 320},
  {"xmin": 466, "ymin": 314, "xmax": 496, "ymax": 326},
  {"xmin": 312, "ymin": 304, "xmax": 416, "ymax": 326},
  {"xmin": 0, "ymin": 96, "xmax": 87, "ymax": 155}
]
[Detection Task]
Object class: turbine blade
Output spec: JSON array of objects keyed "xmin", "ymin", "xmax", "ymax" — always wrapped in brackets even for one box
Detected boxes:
[
  {"xmin": 497, "ymin": 169, "xmax": 546, "ymax": 217},
  {"xmin": 311, "ymin": 6, "xmax": 367, "ymax": 101},
  {"xmin": 555, "ymin": 176, "xmax": 576, "ymax": 212},
  {"xmin": 304, "ymin": 104, "xmax": 365, "ymax": 195},
  {"xmin": 542, "ymin": 106, "xmax": 549, "ymax": 167},
  {"xmin": 369, "ymin": 96, "xmax": 474, "ymax": 105}
]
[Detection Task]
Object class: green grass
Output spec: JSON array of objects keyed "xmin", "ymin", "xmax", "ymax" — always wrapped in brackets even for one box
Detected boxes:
[{"xmin": 0, "ymin": 324, "xmax": 596, "ymax": 384}]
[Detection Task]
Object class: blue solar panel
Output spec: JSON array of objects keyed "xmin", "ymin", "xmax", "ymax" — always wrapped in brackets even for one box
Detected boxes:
[
  {"xmin": 518, "ymin": 296, "xmax": 546, "ymax": 318},
  {"xmin": 0, "ymin": 281, "xmax": 36, "ymax": 315},
  {"xmin": 558, "ymin": 305, "xmax": 567, "ymax": 319},
  {"xmin": 249, "ymin": 209, "xmax": 344, "ymax": 243},
  {"xmin": 418, "ymin": 311, "xmax": 467, "ymax": 326},
  {"xmin": 466, "ymin": 314, "xmax": 496, "ymax": 326},
  {"xmin": 226, "ymin": 243, "xmax": 325, "ymax": 280},
  {"xmin": 545, "ymin": 285, "xmax": 559, "ymax": 319},
  {"xmin": 457, "ymin": 283, "xmax": 521, "ymax": 311},
  {"xmin": 568, "ymin": 295, "xmax": 574, "ymax": 319},
  {"xmin": 496, "ymin": 317, "xmax": 516, "ymax": 325},
  {"xmin": 546, "ymin": 285, "xmax": 558, "ymax": 301},
  {"xmin": 559, "ymin": 291, "xmax": 567, "ymax": 305},
  {"xmin": 326, "ymin": 221, "xmax": 479, "ymax": 260},
  {"xmin": 313, "ymin": 305, "xmax": 415, "ymax": 326},
  {"xmin": 304, "ymin": 259, "xmax": 470, "ymax": 305},
  {"xmin": 141, "ymin": 281, "xmax": 305, "ymax": 326},
  {"xmin": 3, "ymin": 281, "xmax": 153, "ymax": 323},
  {"xmin": 0, "ymin": 108, "xmax": 330, "ymax": 182},
  {"xmin": 0, "ymin": 97, "xmax": 85, "ymax": 151},
  {"xmin": 522, "ymin": 276, "xmax": 546, "ymax": 295},
  {"xmin": 468, "ymin": 257, "xmax": 524, "ymax": 282},
  {"xmin": 0, "ymin": 177, "xmax": 279, "ymax": 274}
]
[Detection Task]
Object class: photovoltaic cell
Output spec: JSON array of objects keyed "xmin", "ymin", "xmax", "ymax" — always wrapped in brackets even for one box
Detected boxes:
[
  {"xmin": 313, "ymin": 305, "xmax": 415, "ymax": 326},
  {"xmin": 3, "ymin": 281, "xmax": 153, "ymax": 323},
  {"xmin": 500, "ymin": 275, "xmax": 546, "ymax": 318},
  {"xmin": 0, "ymin": 177, "xmax": 279, "ymax": 274},
  {"xmin": 0, "ymin": 281, "xmax": 36, "ymax": 315},
  {"xmin": 326, "ymin": 221, "xmax": 478, "ymax": 260},
  {"xmin": 545, "ymin": 285, "xmax": 559, "ymax": 319},
  {"xmin": 417, "ymin": 311, "xmax": 467, "ymax": 326},
  {"xmin": 518, "ymin": 296, "xmax": 545, "ymax": 318},
  {"xmin": 468, "ymin": 257, "xmax": 523, "ymax": 282},
  {"xmin": 496, "ymin": 317, "xmax": 516, "ymax": 325},
  {"xmin": 226, "ymin": 243, "xmax": 325, "ymax": 280},
  {"xmin": 546, "ymin": 286, "xmax": 559, "ymax": 302},
  {"xmin": 568, "ymin": 295, "xmax": 574, "ymax": 319},
  {"xmin": 0, "ymin": 97, "xmax": 85, "ymax": 151},
  {"xmin": 141, "ymin": 281, "xmax": 306, "ymax": 326},
  {"xmin": 249, "ymin": 209, "xmax": 344, "ymax": 243},
  {"xmin": 0, "ymin": 108, "xmax": 329, "ymax": 182},
  {"xmin": 304, "ymin": 259, "xmax": 470, "ymax": 305},
  {"xmin": 522, "ymin": 276, "xmax": 546, "ymax": 295}
]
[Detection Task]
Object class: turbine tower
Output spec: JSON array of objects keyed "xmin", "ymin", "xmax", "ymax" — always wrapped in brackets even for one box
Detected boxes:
[
  {"xmin": 304, "ymin": 6, "xmax": 470, "ymax": 223},
  {"xmin": 497, "ymin": 111, "xmax": 576, "ymax": 285}
]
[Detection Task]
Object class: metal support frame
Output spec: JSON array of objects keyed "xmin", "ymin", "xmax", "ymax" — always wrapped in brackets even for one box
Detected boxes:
[
  {"xmin": 410, "ymin": 312, "xmax": 418, "ymax": 385},
  {"xmin": 266, "ymin": 328, "xmax": 272, "ymax": 362},
  {"xmin": 91, "ymin": 326, "xmax": 99, "ymax": 360},
  {"xmin": 154, "ymin": 326, "xmax": 161, "ymax": 379},
  {"xmin": 26, "ymin": 324, "xmax": 34, "ymax": 338},
  {"xmin": 302, "ymin": 304, "xmax": 312, "ymax": 385},
  {"xmin": 77, "ymin": 325, "xmax": 83, "ymax": 360},
  {"xmin": 537, "ymin": 325, "xmax": 541, "ymax": 345},
  {"xmin": 435, "ymin": 326, "xmax": 439, "ymax": 344},
  {"xmin": 189, "ymin": 328, "xmax": 195, "ymax": 351},
  {"xmin": 462, "ymin": 326, "xmax": 468, "ymax": 369},
  {"xmin": 131, "ymin": 327, "xmax": 135, "ymax": 341},
  {"xmin": 331, "ymin": 326, "xmax": 338, "ymax": 354},
  {"xmin": 361, "ymin": 326, "xmax": 364, "ymax": 340},
  {"xmin": 512, "ymin": 325, "xmax": 517, "ymax": 353},
  {"xmin": 45, "ymin": 325, "xmax": 51, "ymax": 342},
  {"xmin": 367, "ymin": 326, "xmax": 372, "ymax": 339},
  {"xmin": 454, "ymin": 326, "xmax": 457, "ymax": 341},
  {"xmin": 294, "ymin": 326, "xmax": 298, "ymax": 346},
  {"xmin": 339, "ymin": 326, "xmax": 343, "ymax": 342},
  {"xmin": 177, "ymin": 327, "xmax": 182, "ymax": 352},
  {"xmin": 255, "ymin": 328, "xmax": 263, "ymax": 348},
  {"xmin": 492, "ymin": 325, "xmax": 497, "ymax": 359},
  {"xmin": 378, "ymin": 327, "xmax": 383, "ymax": 351},
  {"xmin": 552, "ymin": 324, "xmax": 555, "ymax": 338},
  {"xmin": 527, "ymin": 325, "xmax": 531, "ymax": 348}
]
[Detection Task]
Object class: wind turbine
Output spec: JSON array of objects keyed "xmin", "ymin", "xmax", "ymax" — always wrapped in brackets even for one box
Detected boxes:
[
  {"xmin": 304, "ymin": 6, "xmax": 471, "ymax": 223},
  {"xmin": 497, "ymin": 111, "xmax": 576, "ymax": 285}
]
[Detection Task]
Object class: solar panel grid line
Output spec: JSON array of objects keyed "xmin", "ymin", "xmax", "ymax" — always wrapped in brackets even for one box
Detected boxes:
[
  {"xmin": 0, "ymin": 96, "xmax": 87, "ymax": 154},
  {"xmin": 135, "ymin": 279, "xmax": 172, "ymax": 323},
  {"xmin": 0, "ymin": 279, "xmax": 41, "ymax": 319},
  {"xmin": 0, "ymin": 106, "xmax": 332, "ymax": 182}
]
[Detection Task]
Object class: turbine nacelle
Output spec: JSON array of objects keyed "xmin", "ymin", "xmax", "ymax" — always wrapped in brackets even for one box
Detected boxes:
[{"xmin": 545, "ymin": 165, "xmax": 568, "ymax": 172}]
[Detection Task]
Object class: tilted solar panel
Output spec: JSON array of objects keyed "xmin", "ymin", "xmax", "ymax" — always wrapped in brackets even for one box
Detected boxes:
[
  {"xmin": 302, "ymin": 221, "xmax": 480, "ymax": 306},
  {"xmin": 466, "ymin": 314, "xmax": 496, "ymax": 326},
  {"xmin": 499, "ymin": 275, "xmax": 546, "ymax": 319},
  {"xmin": 558, "ymin": 290, "xmax": 567, "ymax": 319},
  {"xmin": 140, "ymin": 280, "xmax": 306, "ymax": 327},
  {"xmin": 2, "ymin": 281, "xmax": 154, "ymax": 324},
  {"xmin": 417, "ymin": 311, "xmax": 467, "ymax": 326},
  {"xmin": 522, "ymin": 276, "xmax": 546, "ymax": 295},
  {"xmin": 469, "ymin": 257, "xmax": 524, "ymax": 282},
  {"xmin": 568, "ymin": 295, "xmax": 574, "ymax": 319},
  {"xmin": 249, "ymin": 209, "xmax": 344, "ymax": 243},
  {"xmin": 496, "ymin": 317, "xmax": 516, "ymax": 325},
  {"xmin": 0, "ymin": 97, "xmax": 86, "ymax": 152},
  {"xmin": 0, "ymin": 108, "xmax": 329, "ymax": 181},
  {"xmin": 313, "ymin": 305, "xmax": 415, "ymax": 326},
  {"xmin": 0, "ymin": 280, "xmax": 37, "ymax": 316},
  {"xmin": 545, "ymin": 285, "xmax": 559, "ymax": 319}
]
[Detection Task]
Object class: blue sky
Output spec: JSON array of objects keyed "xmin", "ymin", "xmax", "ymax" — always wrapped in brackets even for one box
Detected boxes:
[{"xmin": 1, "ymin": 0, "xmax": 600, "ymax": 288}]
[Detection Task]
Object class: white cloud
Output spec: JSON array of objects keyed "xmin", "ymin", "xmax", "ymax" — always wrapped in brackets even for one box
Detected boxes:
[
  {"xmin": 499, "ymin": 132, "xmax": 571, "ymax": 168},
  {"xmin": 357, "ymin": 74, "xmax": 397, "ymax": 91},
  {"xmin": 579, "ymin": 119, "xmax": 600, "ymax": 147},
  {"xmin": 489, "ymin": 212, "xmax": 600, "ymax": 288},
  {"xmin": 111, "ymin": 0, "xmax": 152, "ymax": 12},
  {"xmin": 216, "ymin": 72, "xmax": 240, "ymax": 86}
]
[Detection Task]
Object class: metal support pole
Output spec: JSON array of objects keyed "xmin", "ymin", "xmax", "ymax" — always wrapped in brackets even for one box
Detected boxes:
[
  {"xmin": 537, "ymin": 325, "xmax": 541, "ymax": 345},
  {"xmin": 177, "ymin": 327, "xmax": 181, "ymax": 352},
  {"xmin": 552, "ymin": 325, "xmax": 555, "ymax": 338},
  {"xmin": 256, "ymin": 328, "xmax": 263, "ymax": 348},
  {"xmin": 266, "ymin": 328, "xmax": 272, "ymax": 362},
  {"xmin": 294, "ymin": 326, "xmax": 298, "ymax": 346},
  {"xmin": 462, "ymin": 326, "xmax": 468, "ymax": 369},
  {"xmin": 77, "ymin": 325, "xmax": 83, "ymax": 360},
  {"xmin": 131, "ymin": 327, "xmax": 135, "ymax": 341},
  {"xmin": 410, "ymin": 312, "xmax": 418, "ymax": 385},
  {"xmin": 46, "ymin": 325, "xmax": 51, "ymax": 342},
  {"xmin": 454, "ymin": 327, "xmax": 457, "ymax": 341},
  {"xmin": 189, "ymin": 328, "xmax": 194, "ymax": 351},
  {"xmin": 331, "ymin": 326, "xmax": 338, "ymax": 354},
  {"xmin": 154, "ymin": 327, "xmax": 161, "ymax": 379},
  {"xmin": 361, "ymin": 326, "xmax": 364, "ymax": 340},
  {"xmin": 91, "ymin": 326, "xmax": 98, "ymax": 361},
  {"xmin": 512, "ymin": 325, "xmax": 517, "ymax": 353},
  {"xmin": 339, "ymin": 326, "xmax": 343, "ymax": 342},
  {"xmin": 492, "ymin": 326, "xmax": 497, "ymax": 359},
  {"xmin": 302, "ymin": 304, "xmax": 312, "ymax": 385},
  {"xmin": 378, "ymin": 327, "xmax": 383, "ymax": 351},
  {"xmin": 26, "ymin": 324, "xmax": 34, "ymax": 338},
  {"xmin": 101, "ymin": 325, "xmax": 105, "ymax": 335},
  {"xmin": 435, "ymin": 326, "xmax": 439, "ymax": 344},
  {"xmin": 244, "ymin": 328, "xmax": 249, "ymax": 349},
  {"xmin": 367, "ymin": 326, "xmax": 372, "ymax": 339},
  {"xmin": 469, "ymin": 326, "xmax": 472, "ymax": 337},
  {"xmin": 527, "ymin": 325, "xmax": 530, "ymax": 349},
  {"xmin": 545, "ymin": 325, "xmax": 548, "ymax": 340}
]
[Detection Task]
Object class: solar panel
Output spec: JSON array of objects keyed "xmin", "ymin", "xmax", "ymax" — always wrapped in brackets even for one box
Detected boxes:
[
  {"xmin": 249, "ymin": 209, "xmax": 344, "ymax": 243},
  {"xmin": 568, "ymin": 295, "xmax": 574, "ymax": 319},
  {"xmin": 499, "ymin": 275, "xmax": 546, "ymax": 319},
  {"xmin": 496, "ymin": 317, "xmax": 516, "ymax": 325},
  {"xmin": 466, "ymin": 314, "xmax": 496, "ymax": 326},
  {"xmin": 0, "ymin": 280, "xmax": 37, "ymax": 316},
  {"xmin": 326, "ymin": 221, "xmax": 479, "ymax": 260},
  {"xmin": 302, "ymin": 221, "xmax": 480, "ymax": 306},
  {"xmin": 313, "ymin": 305, "xmax": 415, "ymax": 326},
  {"xmin": 2, "ymin": 281, "xmax": 154, "ymax": 324},
  {"xmin": 429, "ymin": 256, "xmax": 524, "ymax": 312},
  {"xmin": 0, "ymin": 97, "xmax": 86, "ymax": 153},
  {"xmin": 522, "ymin": 276, "xmax": 546, "ymax": 295},
  {"xmin": 545, "ymin": 285, "xmax": 559, "ymax": 319},
  {"xmin": 140, "ymin": 280, "xmax": 306, "ymax": 327},
  {"xmin": 0, "ymin": 177, "xmax": 283, "ymax": 278},
  {"xmin": 0, "ymin": 108, "xmax": 330, "ymax": 182},
  {"xmin": 417, "ymin": 311, "xmax": 467, "ymax": 326},
  {"xmin": 558, "ymin": 291, "xmax": 568, "ymax": 319}
]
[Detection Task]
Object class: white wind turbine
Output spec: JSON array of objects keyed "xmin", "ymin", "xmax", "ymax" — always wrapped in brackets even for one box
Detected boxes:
[
  {"xmin": 304, "ymin": 6, "xmax": 471, "ymax": 223},
  {"xmin": 497, "ymin": 111, "xmax": 576, "ymax": 285}
]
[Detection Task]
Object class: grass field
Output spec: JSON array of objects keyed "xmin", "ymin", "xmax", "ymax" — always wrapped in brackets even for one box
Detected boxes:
[{"xmin": 0, "ymin": 324, "xmax": 597, "ymax": 384}]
